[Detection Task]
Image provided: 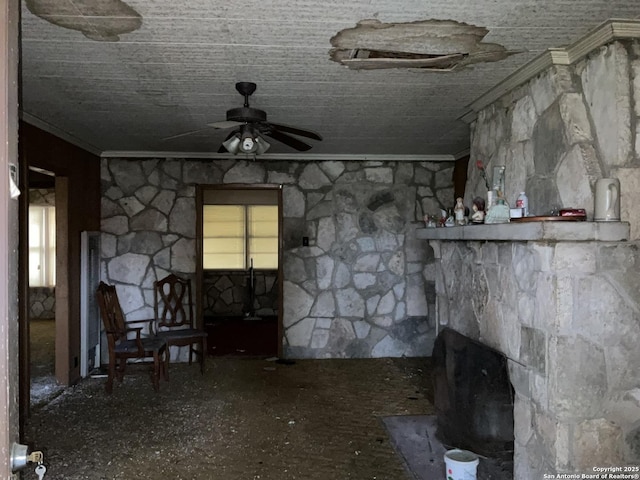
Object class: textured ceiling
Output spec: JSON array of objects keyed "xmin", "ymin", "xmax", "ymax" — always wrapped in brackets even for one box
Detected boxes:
[{"xmin": 19, "ymin": 0, "xmax": 640, "ymax": 159}]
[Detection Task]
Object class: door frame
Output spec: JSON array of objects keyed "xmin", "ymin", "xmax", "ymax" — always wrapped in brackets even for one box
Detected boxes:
[
  {"xmin": 1, "ymin": 0, "xmax": 22, "ymax": 475},
  {"xmin": 196, "ymin": 183, "xmax": 283, "ymax": 357}
]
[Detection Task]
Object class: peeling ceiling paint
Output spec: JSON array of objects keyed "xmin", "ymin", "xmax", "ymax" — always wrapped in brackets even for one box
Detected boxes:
[
  {"xmin": 19, "ymin": 1, "xmax": 640, "ymax": 157},
  {"xmin": 330, "ymin": 19, "xmax": 520, "ymax": 71},
  {"xmin": 26, "ymin": 0, "xmax": 142, "ymax": 41}
]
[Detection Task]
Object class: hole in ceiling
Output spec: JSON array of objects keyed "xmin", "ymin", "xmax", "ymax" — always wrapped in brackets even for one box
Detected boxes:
[
  {"xmin": 26, "ymin": 0, "xmax": 142, "ymax": 42},
  {"xmin": 330, "ymin": 19, "xmax": 520, "ymax": 71}
]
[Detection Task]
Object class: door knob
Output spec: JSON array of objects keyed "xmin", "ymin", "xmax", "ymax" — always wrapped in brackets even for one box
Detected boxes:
[{"xmin": 10, "ymin": 443, "xmax": 43, "ymax": 472}]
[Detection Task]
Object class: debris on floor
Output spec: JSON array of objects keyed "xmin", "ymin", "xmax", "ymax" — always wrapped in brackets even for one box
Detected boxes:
[{"xmin": 25, "ymin": 357, "xmax": 434, "ymax": 480}]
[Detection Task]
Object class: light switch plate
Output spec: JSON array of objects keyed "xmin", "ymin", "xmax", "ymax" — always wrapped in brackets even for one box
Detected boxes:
[{"xmin": 9, "ymin": 163, "xmax": 17, "ymax": 187}]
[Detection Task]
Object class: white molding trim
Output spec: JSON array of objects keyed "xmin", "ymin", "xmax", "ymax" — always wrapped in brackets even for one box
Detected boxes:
[
  {"xmin": 99, "ymin": 151, "xmax": 457, "ymax": 162},
  {"xmin": 20, "ymin": 113, "xmax": 103, "ymax": 156},
  {"xmin": 461, "ymin": 19, "xmax": 640, "ymax": 123},
  {"xmin": 453, "ymin": 148, "xmax": 470, "ymax": 160}
]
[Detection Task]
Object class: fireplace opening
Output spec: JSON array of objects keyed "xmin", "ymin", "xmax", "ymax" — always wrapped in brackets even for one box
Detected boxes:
[{"xmin": 433, "ymin": 328, "xmax": 514, "ymax": 459}]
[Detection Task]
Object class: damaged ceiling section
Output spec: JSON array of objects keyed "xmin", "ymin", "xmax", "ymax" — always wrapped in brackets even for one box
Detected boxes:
[
  {"xmin": 330, "ymin": 19, "xmax": 519, "ymax": 71},
  {"xmin": 26, "ymin": 0, "xmax": 142, "ymax": 42}
]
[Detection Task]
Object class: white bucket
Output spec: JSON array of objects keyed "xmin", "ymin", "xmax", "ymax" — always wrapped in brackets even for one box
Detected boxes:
[{"xmin": 444, "ymin": 449, "xmax": 479, "ymax": 480}]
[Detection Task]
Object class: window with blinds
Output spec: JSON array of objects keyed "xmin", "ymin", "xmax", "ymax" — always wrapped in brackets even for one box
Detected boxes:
[
  {"xmin": 203, "ymin": 204, "xmax": 278, "ymax": 269},
  {"xmin": 29, "ymin": 206, "xmax": 56, "ymax": 286}
]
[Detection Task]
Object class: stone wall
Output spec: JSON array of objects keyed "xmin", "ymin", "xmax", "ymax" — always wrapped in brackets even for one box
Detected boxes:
[
  {"xmin": 29, "ymin": 287, "xmax": 55, "ymax": 319},
  {"xmin": 101, "ymin": 159, "xmax": 450, "ymax": 358},
  {"xmin": 433, "ymin": 40, "xmax": 640, "ymax": 475},
  {"xmin": 203, "ymin": 270, "xmax": 278, "ymax": 318},
  {"xmin": 465, "ymin": 40, "xmax": 640, "ymax": 240},
  {"xmin": 29, "ymin": 188, "xmax": 55, "ymax": 206}
]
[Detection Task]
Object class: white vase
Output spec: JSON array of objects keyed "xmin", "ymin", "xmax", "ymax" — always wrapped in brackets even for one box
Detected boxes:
[{"xmin": 594, "ymin": 178, "xmax": 620, "ymax": 221}]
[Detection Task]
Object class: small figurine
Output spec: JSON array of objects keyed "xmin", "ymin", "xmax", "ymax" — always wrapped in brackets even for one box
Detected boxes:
[
  {"xmin": 471, "ymin": 197, "xmax": 485, "ymax": 223},
  {"xmin": 454, "ymin": 197, "xmax": 466, "ymax": 226}
]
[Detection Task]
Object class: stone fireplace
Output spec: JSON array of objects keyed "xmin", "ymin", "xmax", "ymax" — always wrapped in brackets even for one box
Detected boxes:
[
  {"xmin": 421, "ymin": 222, "xmax": 635, "ymax": 476},
  {"xmin": 419, "ymin": 20, "xmax": 640, "ymax": 477}
]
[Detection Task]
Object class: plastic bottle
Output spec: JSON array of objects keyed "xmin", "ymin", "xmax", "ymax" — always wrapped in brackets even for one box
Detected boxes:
[{"xmin": 516, "ymin": 192, "xmax": 529, "ymax": 216}]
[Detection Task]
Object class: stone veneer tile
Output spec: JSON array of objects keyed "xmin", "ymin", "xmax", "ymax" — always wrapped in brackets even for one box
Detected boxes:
[
  {"xmin": 556, "ymin": 144, "xmax": 600, "ymax": 219},
  {"xmin": 512, "ymin": 95, "xmax": 538, "ymax": 142},
  {"xmin": 551, "ymin": 274, "xmax": 572, "ymax": 335},
  {"xmin": 605, "ymin": 344, "xmax": 640, "ymax": 393},
  {"xmin": 573, "ymin": 274, "xmax": 637, "ymax": 349},
  {"xmin": 614, "ymin": 167, "xmax": 640, "ymax": 241},
  {"xmin": 310, "ymin": 329, "xmax": 330, "ymax": 349},
  {"xmin": 548, "ymin": 335, "xmax": 606, "ymax": 419},
  {"xmin": 223, "ymin": 161, "xmax": 266, "ymax": 183},
  {"xmin": 283, "ymin": 282, "xmax": 314, "ymax": 327},
  {"xmin": 310, "ymin": 292, "xmax": 336, "ymax": 318},
  {"xmin": 580, "ymin": 42, "xmax": 631, "ymax": 168},
  {"xmin": 283, "ymin": 185, "xmax": 305, "ymax": 218},
  {"xmin": 517, "ymin": 293, "xmax": 534, "ymax": 327},
  {"xmin": 520, "ymin": 326, "xmax": 546, "ymax": 374},
  {"xmin": 558, "ymin": 93, "xmax": 593, "ymax": 145},
  {"xmin": 573, "ymin": 418, "xmax": 624, "ymax": 470},
  {"xmin": 509, "ymin": 359, "xmax": 531, "ymax": 398},
  {"xmin": 287, "ymin": 318, "xmax": 315, "ymax": 347},
  {"xmin": 530, "ymin": 68, "xmax": 559, "ymax": 115},
  {"xmin": 553, "ymin": 243, "xmax": 596, "ymax": 273}
]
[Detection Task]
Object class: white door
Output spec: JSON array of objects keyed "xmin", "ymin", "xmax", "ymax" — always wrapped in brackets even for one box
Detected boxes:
[{"xmin": 1, "ymin": 0, "xmax": 22, "ymax": 476}]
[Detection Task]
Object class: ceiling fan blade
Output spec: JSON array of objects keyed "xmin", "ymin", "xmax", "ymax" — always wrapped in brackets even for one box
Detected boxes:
[
  {"xmin": 208, "ymin": 120, "xmax": 244, "ymax": 129},
  {"xmin": 268, "ymin": 122, "xmax": 322, "ymax": 141},
  {"xmin": 161, "ymin": 126, "xmax": 214, "ymax": 141},
  {"xmin": 264, "ymin": 129, "xmax": 313, "ymax": 151}
]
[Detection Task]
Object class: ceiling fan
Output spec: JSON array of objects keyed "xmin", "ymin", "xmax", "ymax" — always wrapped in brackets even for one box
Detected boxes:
[{"xmin": 164, "ymin": 82, "xmax": 322, "ymax": 155}]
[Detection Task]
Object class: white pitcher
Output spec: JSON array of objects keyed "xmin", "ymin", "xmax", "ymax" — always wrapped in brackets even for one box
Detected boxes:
[{"xmin": 594, "ymin": 178, "xmax": 620, "ymax": 221}]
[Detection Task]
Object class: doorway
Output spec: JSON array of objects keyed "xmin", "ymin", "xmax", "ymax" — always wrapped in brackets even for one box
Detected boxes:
[
  {"xmin": 26, "ymin": 170, "xmax": 65, "ymax": 406},
  {"xmin": 196, "ymin": 185, "xmax": 283, "ymax": 357}
]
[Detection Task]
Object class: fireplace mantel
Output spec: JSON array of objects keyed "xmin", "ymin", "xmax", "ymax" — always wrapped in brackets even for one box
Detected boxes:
[{"xmin": 416, "ymin": 221, "xmax": 629, "ymax": 242}]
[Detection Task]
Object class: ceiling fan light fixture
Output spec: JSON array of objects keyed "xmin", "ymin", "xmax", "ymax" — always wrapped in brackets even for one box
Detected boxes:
[
  {"xmin": 240, "ymin": 135, "xmax": 257, "ymax": 153},
  {"xmin": 255, "ymin": 136, "xmax": 271, "ymax": 155},
  {"xmin": 222, "ymin": 125, "xmax": 271, "ymax": 155},
  {"xmin": 222, "ymin": 135, "xmax": 241, "ymax": 154}
]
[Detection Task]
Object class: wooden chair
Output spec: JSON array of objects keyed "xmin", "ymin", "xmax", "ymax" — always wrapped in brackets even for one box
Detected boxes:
[
  {"xmin": 96, "ymin": 282, "xmax": 168, "ymax": 394},
  {"xmin": 153, "ymin": 274, "xmax": 207, "ymax": 374}
]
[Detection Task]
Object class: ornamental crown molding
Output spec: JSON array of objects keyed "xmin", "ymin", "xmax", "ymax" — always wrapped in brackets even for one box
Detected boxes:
[{"xmin": 460, "ymin": 19, "xmax": 640, "ymax": 124}]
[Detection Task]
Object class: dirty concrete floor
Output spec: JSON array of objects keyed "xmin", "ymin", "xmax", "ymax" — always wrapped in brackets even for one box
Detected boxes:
[
  {"xmin": 29, "ymin": 319, "xmax": 65, "ymax": 407},
  {"xmin": 24, "ymin": 357, "xmax": 434, "ymax": 480}
]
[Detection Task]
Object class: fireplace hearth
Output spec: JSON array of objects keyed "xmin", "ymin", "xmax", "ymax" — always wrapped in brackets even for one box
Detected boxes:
[{"xmin": 433, "ymin": 328, "xmax": 514, "ymax": 459}]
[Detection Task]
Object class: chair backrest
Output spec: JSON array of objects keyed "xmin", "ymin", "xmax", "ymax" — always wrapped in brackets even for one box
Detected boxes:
[
  {"xmin": 154, "ymin": 274, "xmax": 194, "ymax": 329},
  {"xmin": 96, "ymin": 282, "xmax": 128, "ymax": 343}
]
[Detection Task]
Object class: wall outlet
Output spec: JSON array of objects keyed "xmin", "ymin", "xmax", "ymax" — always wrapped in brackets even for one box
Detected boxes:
[{"xmin": 302, "ymin": 236, "xmax": 309, "ymax": 246}]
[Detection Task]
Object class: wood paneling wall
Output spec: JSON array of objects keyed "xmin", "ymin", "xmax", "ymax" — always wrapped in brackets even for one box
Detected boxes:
[{"xmin": 19, "ymin": 121, "xmax": 101, "ymax": 385}]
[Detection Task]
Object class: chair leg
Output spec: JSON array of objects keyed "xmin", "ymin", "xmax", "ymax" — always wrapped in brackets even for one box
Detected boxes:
[
  {"xmin": 151, "ymin": 350, "xmax": 161, "ymax": 392},
  {"xmin": 200, "ymin": 337, "xmax": 207, "ymax": 375},
  {"xmin": 106, "ymin": 352, "xmax": 116, "ymax": 394},
  {"xmin": 116, "ymin": 357, "xmax": 126, "ymax": 383},
  {"xmin": 164, "ymin": 345, "xmax": 170, "ymax": 381}
]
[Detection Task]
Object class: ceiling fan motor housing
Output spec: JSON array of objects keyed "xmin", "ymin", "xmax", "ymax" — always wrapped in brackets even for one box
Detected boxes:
[{"xmin": 226, "ymin": 106, "xmax": 267, "ymax": 123}]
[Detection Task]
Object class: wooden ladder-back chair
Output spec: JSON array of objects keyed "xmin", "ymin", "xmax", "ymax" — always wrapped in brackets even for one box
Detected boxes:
[
  {"xmin": 96, "ymin": 282, "xmax": 168, "ymax": 393},
  {"xmin": 154, "ymin": 274, "xmax": 207, "ymax": 374}
]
